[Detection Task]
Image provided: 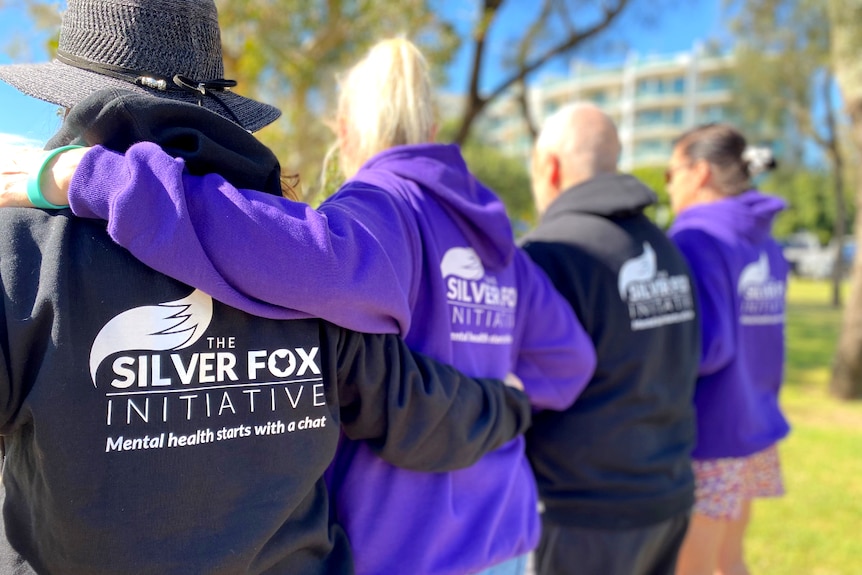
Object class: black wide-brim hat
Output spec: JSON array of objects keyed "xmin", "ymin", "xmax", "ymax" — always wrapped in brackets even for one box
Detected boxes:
[{"xmin": 0, "ymin": 0, "xmax": 281, "ymax": 133}]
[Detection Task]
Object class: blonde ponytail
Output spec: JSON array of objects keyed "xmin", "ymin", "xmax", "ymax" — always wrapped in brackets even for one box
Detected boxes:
[{"xmin": 337, "ymin": 38, "xmax": 435, "ymax": 178}]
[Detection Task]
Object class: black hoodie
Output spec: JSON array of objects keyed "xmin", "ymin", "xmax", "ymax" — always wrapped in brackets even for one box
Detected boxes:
[{"xmin": 522, "ymin": 173, "xmax": 699, "ymax": 529}]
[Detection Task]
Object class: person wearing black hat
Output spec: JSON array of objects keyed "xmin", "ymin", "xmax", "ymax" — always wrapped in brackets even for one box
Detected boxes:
[{"xmin": 0, "ymin": 1, "xmax": 533, "ymax": 574}]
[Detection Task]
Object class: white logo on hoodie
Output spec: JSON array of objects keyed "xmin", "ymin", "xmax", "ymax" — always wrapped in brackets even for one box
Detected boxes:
[
  {"xmin": 441, "ymin": 246, "xmax": 517, "ymax": 345},
  {"xmin": 90, "ymin": 290, "xmax": 329, "ymax": 451},
  {"xmin": 440, "ymin": 247, "xmax": 485, "ymax": 280},
  {"xmin": 619, "ymin": 242, "xmax": 695, "ymax": 331},
  {"xmin": 738, "ymin": 252, "xmax": 785, "ymax": 325},
  {"xmin": 90, "ymin": 289, "xmax": 213, "ymax": 385},
  {"xmin": 619, "ymin": 242, "xmax": 657, "ymax": 298}
]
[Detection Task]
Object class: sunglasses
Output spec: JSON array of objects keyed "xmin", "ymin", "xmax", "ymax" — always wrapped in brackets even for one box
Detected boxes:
[{"xmin": 664, "ymin": 163, "xmax": 691, "ymax": 185}]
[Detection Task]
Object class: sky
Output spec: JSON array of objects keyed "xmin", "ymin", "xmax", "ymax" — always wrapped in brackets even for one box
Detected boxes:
[{"xmin": 0, "ymin": 0, "xmax": 723, "ymax": 144}]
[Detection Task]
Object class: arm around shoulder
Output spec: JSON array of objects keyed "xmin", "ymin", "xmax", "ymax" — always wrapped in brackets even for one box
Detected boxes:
[
  {"xmin": 67, "ymin": 143, "xmax": 416, "ymax": 334},
  {"xmin": 334, "ymin": 327, "xmax": 532, "ymax": 472}
]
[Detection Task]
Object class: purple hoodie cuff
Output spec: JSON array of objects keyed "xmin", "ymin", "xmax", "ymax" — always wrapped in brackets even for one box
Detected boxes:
[{"xmin": 69, "ymin": 145, "xmax": 130, "ymax": 220}]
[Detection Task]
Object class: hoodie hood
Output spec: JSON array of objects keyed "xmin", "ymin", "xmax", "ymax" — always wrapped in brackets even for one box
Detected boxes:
[
  {"xmin": 352, "ymin": 143, "xmax": 515, "ymax": 271},
  {"xmin": 544, "ymin": 173, "xmax": 657, "ymax": 221},
  {"xmin": 671, "ymin": 190, "xmax": 786, "ymax": 245}
]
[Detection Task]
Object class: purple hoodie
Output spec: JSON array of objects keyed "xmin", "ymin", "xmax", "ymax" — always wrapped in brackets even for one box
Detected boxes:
[
  {"xmin": 668, "ymin": 190, "xmax": 790, "ymax": 460},
  {"xmin": 68, "ymin": 142, "xmax": 596, "ymax": 574}
]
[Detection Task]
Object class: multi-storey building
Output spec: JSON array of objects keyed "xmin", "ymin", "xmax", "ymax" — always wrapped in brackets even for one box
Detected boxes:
[{"xmin": 474, "ymin": 45, "xmax": 736, "ymax": 170}]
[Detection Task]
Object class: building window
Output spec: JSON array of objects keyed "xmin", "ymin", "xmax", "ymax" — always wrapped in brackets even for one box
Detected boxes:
[
  {"xmin": 699, "ymin": 105, "xmax": 727, "ymax": 123},
  {"xmin": 584, "ymin": 90, "xmax": 608, "ymax": 104},
  {"xmin": 632, "ymin": 139, "xmax": 673, "ymax": 164},
  {"xmin": 699, "ymin": 74, "xmax": 731, "ymax": 92},
  {"xmin": 636, "ymin": 76, "xmax": 685, "ymax": 97},
  {"xmin": 634, "ymin": 107, "xmax": 684, "ymax": 127},
  {"xmin": 634, "ymin": 139, "xmax": 671, "ymax": 153}
]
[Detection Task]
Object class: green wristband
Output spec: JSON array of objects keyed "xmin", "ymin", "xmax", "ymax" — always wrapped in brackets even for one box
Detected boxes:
[{"xmin": 26, "ymin": 145, "xmax": 83, "ymax": 209}]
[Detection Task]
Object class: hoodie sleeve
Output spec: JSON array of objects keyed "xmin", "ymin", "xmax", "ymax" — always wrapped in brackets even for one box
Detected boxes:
[
  {"xmin": 510, "ymin": 251, "xmax": 596, "ymax": 411},
  {"xmin": 670, "ymin": 228, "xmax": 736, "ymax": 376},
  {"xmin": 333, "ymin": 327, "xmax": 532, "ymax": 472},
  {"xmin": 68, "ymin": 143, "xmax": 418, "ymax": 335}
]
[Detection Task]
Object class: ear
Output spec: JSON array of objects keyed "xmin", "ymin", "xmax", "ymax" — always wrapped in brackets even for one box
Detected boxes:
[
  {"xmin": 548, "ymin": 154, "xmax": 562, "ymax": 190},
  {"xmin": 533, "ymin": 152, "xmax": 560, "ymax": 190},
  {"xmin": 337, "ymin": 115, "xmax": 349, "ymax": 144},
  {"xmin": 692, "ymin": 159, "xmax": 711, "ymax": 188}
]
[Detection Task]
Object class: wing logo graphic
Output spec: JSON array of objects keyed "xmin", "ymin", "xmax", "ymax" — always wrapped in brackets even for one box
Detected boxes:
[
  {"xmin": 738, "ymin": 252, "xmax": 770, "ymax": 294},
  {"xmin": 618, "ymin": 242, "xmax": 657, "ymax": 299},
  {"xmin": 89, "ymin": 289, "xmax": 213, "ymax": 385},
  {"xmin": 440, "ymin": 247, "xmax": 485, "ymax": 280}
]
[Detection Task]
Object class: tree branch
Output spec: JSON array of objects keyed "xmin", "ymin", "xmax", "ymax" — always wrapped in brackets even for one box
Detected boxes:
[
  {"xmin": 516, "ymin": 78, "xmax": 537, "ymax": 139},
  {"xmin": 453, "ymin": 0, "xmax": 629, "ymax": 144},
  {"xmin": 486, "ymin": 0, "xmax": 629, "ymax": 104},
  {"xmin": 511, "ymin": 0, "xmax": 554, "ymax": 141},
  {"xmin": 453, "ymin": 0, "xmax": 505, "ymax": 144}
]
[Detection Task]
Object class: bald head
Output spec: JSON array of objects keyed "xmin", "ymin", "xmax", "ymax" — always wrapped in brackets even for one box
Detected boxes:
[
  {"xmin": 531, "ymin": 102, "xmax": 621, "ymax": 214},
  {"xmin": 538, "ymin": 102, "xmax": 621, "ymax": 181}
]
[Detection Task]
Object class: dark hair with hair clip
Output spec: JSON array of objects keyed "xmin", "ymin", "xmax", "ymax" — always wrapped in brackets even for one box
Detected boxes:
[{"xmin": 673, "ymin": 123, "xmax": 775, "ymax": 196}]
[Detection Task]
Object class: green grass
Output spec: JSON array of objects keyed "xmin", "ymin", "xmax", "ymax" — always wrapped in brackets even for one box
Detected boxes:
[{"xmin": 746, "ymin": 279, "xmax": 862, "ymax": 575}]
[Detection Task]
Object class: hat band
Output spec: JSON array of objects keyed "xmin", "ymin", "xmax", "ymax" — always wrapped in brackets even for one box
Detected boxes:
[{"xmin": 55, "ymin": 49, "xmax": 245, "ymax": 127}]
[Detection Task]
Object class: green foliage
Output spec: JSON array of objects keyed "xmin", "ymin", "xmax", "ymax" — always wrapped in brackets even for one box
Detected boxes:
[
  {"xmin": 315, "ymin": 147, "xmax": 344, "ymax": 206},
  {"xmin": 759, "ymin": 167, "xmax": 855, "ymax": 243},
  {"xmin": 725, "ymin": 0, "xmax": 831, "ymax": 143},
  {"xmin": 628, "ymin": 166, "xmax": 672, "ymax": 228},
  {"xmin": 460, "ymin": 142, "xmax": 535, "ymax": 227},
  {"xmin": 438, "ymin": 119, "xmax": 535, "ymax": 227}
]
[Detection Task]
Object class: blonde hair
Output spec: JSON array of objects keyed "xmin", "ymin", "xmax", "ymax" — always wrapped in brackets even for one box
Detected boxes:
[{"xmin": 337, "ymin": 38, "xmax": 435, "ymax": 178}]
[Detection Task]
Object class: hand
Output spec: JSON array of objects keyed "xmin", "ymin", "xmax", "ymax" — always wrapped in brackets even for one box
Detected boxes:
[
  {"xmin": 0, "ymin": 146, "xmax": 44, "ymax": 207},
  {"xmin": 503, "ymin": 372, "xmax": 524, "ymax": 392},
  {"xmin": 0, "ymin": 145, "xmax": 88, "ymax": 208}
]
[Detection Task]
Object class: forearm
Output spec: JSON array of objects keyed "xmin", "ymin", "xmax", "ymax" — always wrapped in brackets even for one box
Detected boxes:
[{"xmin": 337, "ymin": 331, "xmax": 532, "ymax": 472}]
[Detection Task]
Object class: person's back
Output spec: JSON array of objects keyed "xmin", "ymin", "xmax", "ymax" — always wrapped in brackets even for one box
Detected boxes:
[
  {"xmin": 665, "ymin": 123, "xmax": 788, "ymax": 575},
  {"xmin": 521, "ymin": 104, "xmax": 698, "ymax": 575},
  {"xmin": 0, "ymin": 207, "xmax": 351, "ymax": 574},
  {"xmin": 325, "ymin": 40, "xmax": 596, "ymax": 575},
  {"xmin": 329, "ymin": 143, "xmax": 584, "ymax": 575},
  {"xmin": 523, "ymin": 176, "xmax": 698, "ymax": 525}
]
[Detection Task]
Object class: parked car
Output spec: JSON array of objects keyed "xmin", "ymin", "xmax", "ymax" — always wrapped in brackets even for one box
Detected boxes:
[
  {"xmin": 779, "ymin": 232, "xmax": 821, "ymax": 275},
  {"xmin": 795, "ymin": 236, "xmax": 856, "ymax": 279}
]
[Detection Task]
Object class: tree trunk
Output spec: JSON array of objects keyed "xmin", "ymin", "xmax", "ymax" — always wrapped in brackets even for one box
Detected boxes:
[
  {"xmin": 825, "ymin": 72, "xmax": 847, "ymax": 308},
  {"xmin": 828, "ymin": 0, "xmax": 862, "ymax": 398},
  {"xmin": 829, "ymin": 151, "xmax": 846, "ymax": 308},
  {"xmin": 830, "ymin": 98, "xmax": 862, "ymax": 398}
]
